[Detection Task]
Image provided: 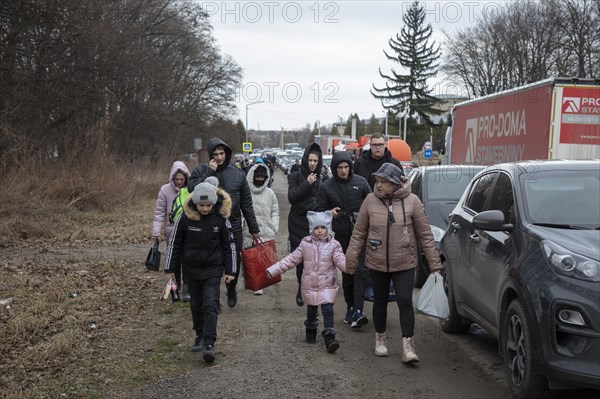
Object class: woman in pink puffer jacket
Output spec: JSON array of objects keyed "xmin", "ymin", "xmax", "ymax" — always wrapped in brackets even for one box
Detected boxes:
[
  {"xmin": 151, "ymin": 161, "xmax": 190, "ymax": 298},
  {"xmin": 266, "ymin": 211, "xmax": 350, "ymax": 354}
]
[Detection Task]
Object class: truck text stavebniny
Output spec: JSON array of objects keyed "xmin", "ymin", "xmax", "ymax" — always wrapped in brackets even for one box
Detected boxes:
[{"xmin": 443, "ymin": 78, "xmax": 600, "ymax": 165}]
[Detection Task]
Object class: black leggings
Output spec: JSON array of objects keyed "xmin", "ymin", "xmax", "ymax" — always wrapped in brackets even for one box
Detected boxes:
[{"xmin": 370, "ymin": 268, "xmax": 415, "ymax": 337}]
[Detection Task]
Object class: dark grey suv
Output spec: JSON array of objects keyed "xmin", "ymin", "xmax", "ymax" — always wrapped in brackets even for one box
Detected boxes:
[
  {"xmin": 440, "ymin": 160, "xmax": 600, "ymax": 398},
  {"xmin": 409, "ymin": 164, "xmax": 484, "ymax": 287}
]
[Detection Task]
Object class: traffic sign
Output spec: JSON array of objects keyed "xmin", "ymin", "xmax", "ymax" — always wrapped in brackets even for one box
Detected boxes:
[
  {"xmin": 424, "ymin": 149, "xmax": 433, "ymax": 158},
  {"xmin": 243, "ymin": 142, "xmax": 252, "ymax": 152}
]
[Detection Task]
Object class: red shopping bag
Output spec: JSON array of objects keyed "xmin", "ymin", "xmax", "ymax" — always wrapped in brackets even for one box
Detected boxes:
[{"xmin": 241, "ymin": 239, "xmax": 281, "ymax": 291}]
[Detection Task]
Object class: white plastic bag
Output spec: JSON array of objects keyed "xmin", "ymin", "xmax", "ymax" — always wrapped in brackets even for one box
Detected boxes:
[{"xmin": 416, "ymin": 272, "xmax": 449, "ymax": 319}]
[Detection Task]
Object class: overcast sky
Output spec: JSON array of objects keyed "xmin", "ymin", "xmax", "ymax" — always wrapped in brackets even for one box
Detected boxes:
[{"xmin": 203, "ymin": 1, "xmax": 501, "ymax": 131}]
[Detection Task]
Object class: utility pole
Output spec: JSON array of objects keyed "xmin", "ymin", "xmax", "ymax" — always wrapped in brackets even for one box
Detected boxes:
[
  {"xmin": 403, "ymin": 102, "xmax": 410, "ymax": 142},
  {"xmin": 245, "ymin": 101, "xmax": 265, "ymax": 143},
  {"xmin": 384, "ymin": 110, "xmax": 388, "ymax": 138}
]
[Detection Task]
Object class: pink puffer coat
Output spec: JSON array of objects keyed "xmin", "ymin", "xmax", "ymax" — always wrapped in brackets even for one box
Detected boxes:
[
  {"xmin": 267, "ymin": 235, "xmax": 347, "ymax": 305},
  {"xmin": 152, "ymin": 161, "xmax": 190, "ymax": 239}
]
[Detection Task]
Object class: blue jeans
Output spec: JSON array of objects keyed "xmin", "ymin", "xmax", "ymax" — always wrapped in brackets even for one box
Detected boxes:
[{"xmin": 189, "ymin": 276, "xmax": 221, "ymax": 345}]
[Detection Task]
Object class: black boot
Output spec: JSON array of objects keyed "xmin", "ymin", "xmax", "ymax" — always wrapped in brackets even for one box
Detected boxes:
[
  {"xmin": 324, "ymin": 333, "xmax": 339, "ymax": 353},
  {"xmin": 306, "ymin": 328, "xmax": 317, "ymax": 344},
  {"xmin": 296, "ymin": 284, "xmax": 304, "ymax": 306},
  {"xmin": 227, "ymin": 284, "xmax": 237, "ymax": 308}
]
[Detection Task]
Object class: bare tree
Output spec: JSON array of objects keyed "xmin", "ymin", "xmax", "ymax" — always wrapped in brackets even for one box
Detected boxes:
[
  {"xmin": 442, "ymin": 0, "xmax": 598, "ymax": 97},
  {"xmin": 555, "ymin": 0, "xmax": 600, "ymax": 77},
  {"xmin": 0, "ymin": 0, "xmax": 242, "ymax": 167}
]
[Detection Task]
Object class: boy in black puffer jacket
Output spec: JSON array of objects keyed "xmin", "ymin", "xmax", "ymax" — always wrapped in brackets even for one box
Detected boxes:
[{"xmin": 164, "ymin": 181, "xmax": 235, "ymax": 364}]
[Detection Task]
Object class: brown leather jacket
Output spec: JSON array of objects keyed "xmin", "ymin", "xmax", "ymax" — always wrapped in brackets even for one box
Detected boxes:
[{"xmin": 346, "ymin": 179, "xmax": 442, "ymax": 274}]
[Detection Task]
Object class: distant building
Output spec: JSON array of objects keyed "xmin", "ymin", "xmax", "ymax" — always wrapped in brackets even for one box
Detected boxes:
[{"xmin": 332, "ymin": 122, "xmax": 347, "ymax": 135}]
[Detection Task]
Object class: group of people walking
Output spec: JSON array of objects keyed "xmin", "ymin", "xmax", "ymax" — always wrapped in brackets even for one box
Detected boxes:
[{"xmin": 151, "ymin": 133, "xmax": 442, "ymax": 364}]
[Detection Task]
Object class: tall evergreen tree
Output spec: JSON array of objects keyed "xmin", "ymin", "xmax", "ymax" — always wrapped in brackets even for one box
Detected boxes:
[
  {"xmin": 371, "ymin": 1, "xmax": 441, "ymax": 124},
  {"xmin": 343, "ymin": 113, "xmax": 361, "ymax": 136},
  {"xmin": 364, "ymin": 113, "xmax": 382, "ymax": 137}
]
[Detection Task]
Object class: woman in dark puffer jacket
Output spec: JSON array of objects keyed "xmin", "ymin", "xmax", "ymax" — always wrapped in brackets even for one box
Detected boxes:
[{"xmin": 287, "ymin": 143, "xmax": 325, "ymax": 306}]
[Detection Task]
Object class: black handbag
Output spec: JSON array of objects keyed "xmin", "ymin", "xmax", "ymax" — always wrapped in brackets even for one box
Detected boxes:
[{"xmin": 145, "ymin": 240, "xmax": 161, "ymax": 271}]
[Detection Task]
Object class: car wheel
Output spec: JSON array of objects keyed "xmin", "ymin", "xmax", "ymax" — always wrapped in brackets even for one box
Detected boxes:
[
  {"xmin": 413, "ymin": 255, "xmax": 428, "ymax": 288},
  {"xmin": 440, "ymin": 270, "xmax": 471, "ymax": 333},
  {"xmin": 502, "ymin": 299, "xmax": 548, "ymax": 399}
]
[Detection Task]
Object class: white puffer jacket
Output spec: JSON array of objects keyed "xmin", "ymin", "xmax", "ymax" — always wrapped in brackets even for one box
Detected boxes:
[{"xmin": 242, "ymin": 164, "xmax": 280, "ymax": 248}]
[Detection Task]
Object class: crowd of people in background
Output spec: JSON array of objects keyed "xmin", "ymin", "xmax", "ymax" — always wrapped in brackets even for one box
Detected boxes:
[{"xmin": 151, "ymin": 133, "xmax": 442, "ymax": 364}]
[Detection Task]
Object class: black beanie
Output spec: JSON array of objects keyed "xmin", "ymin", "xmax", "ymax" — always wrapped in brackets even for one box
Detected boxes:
[{"xmin": 254, "ymin": 165, "xmax": 268, "ymax": 177}]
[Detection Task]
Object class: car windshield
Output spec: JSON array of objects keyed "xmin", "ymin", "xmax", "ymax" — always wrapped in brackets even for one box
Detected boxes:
[
  {"xmin": 425, "ymin": 166, "xmax": 484, "ymax": 201},
  {"xmin": 521, "ymin": 170, "xmax": 600, "ymax": 229}
]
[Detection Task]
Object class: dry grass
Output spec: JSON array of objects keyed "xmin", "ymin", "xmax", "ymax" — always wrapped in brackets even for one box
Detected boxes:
[
  {"xmin": 0, "ymin": 156, "xmax": 195, "ymax": 244},
  {"xmin": 0, "ymin": 157, "xmax": 199, "ymax": 398}
]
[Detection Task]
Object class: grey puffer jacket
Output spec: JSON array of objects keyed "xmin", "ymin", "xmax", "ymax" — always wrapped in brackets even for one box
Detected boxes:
[{"xmin": 346, "ymin": 178, "xmax": 442, "ymax": 274}]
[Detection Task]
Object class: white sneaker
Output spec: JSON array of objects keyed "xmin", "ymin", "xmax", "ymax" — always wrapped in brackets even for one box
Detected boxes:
[
  {"xmin": 254, "ymin": 289, "xmax": 264, "ymax": 295},
  {"xmin": 402, "ymin": 337, "xmax": 420, "ymax": 363},
  {"xmin": 375, "ymin": 332, "xmax": 389, "ymax": 357}
]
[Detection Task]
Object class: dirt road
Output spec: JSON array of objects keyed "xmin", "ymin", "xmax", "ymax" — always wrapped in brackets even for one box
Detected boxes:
[{"xmin": 141, "ymin": 170, "xmax": 511, "ymax": 399}]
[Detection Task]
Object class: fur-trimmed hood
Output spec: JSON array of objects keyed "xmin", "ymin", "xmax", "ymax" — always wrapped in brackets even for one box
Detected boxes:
[{"xmin": 183, "ymin": 187, "xmax": 232, "ymax": 221}]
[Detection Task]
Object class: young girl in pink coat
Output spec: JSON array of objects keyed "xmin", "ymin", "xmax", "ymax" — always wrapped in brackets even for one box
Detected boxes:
[{"xmin": 266, "ymin": 211, "xmax": 350, "ymax": 353}]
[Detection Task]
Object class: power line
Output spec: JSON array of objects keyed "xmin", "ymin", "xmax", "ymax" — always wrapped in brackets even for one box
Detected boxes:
[{"xmin": 243, "ymin": 107, "xmax": 385, "ymax": 116}]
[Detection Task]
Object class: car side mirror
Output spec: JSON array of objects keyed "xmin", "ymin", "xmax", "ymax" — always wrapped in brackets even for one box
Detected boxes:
[{"xmin": 473, "ymin": 210, "xmax": 513, "ymax": 231}]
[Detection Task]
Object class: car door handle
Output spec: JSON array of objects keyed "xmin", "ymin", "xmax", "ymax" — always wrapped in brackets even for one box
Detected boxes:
[
  {"xmin": 470, "ymin": 233, "xmax": 481, "ymax": 243},
  {"xmin": 451, "ymin": 222, "xmax": 460, "ymax": 229}
]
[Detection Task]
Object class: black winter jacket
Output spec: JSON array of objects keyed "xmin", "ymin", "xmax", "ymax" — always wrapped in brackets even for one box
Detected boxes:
[
  {"xmin": 188, "ymin": 138, "xmax": 259, "ymax": 237},
  {"xmin": 287, "ymin": 143, "xmax": 325, "ymax": 248},
  {"xmin": 164, "ymin": 189, "xmax": 236, "ymax": 280},
  {"xmin": 316, "ymin": 151, "xmax": 371, "ymax": 240},
  {"xmin": 353, "ymin": 148, "xmax": 403, "ymax": 190}
]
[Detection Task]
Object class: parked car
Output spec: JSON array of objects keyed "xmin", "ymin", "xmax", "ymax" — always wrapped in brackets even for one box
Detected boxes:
[
  {"xmin": 440, "ymin": 159, "xmax": 600, "ymax": 398},
  {"xmin": 284, "ymin": 155, "xmax": 301, "ymax": 175},
  {"xmin": 409, "ymin": 164, "xmax": 485, "ymax": 287},
  {"xmin": 276, "ymin": 154, "xmax": 289, "ymax": 171}
]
